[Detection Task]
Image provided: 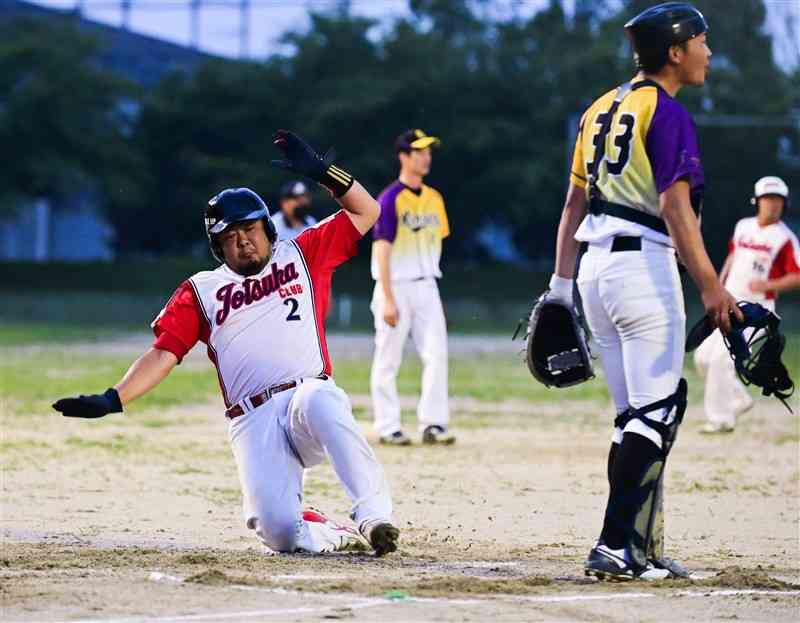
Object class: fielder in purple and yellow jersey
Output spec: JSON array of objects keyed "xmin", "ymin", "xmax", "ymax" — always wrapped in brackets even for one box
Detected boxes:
[{"xmin": 370, "ymin": 129, "xmax": 454, "ymax": 447}]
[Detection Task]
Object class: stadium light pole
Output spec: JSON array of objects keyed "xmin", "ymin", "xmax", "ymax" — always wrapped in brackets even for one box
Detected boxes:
[
  {"xmin": 121, "ymin": 0, "xmax": 131, "ymax": 30},
  {"xmin": 191, "ymin": 0, "xmax": 201, "ymax": 51},
  {"xmin": 239, "ymin": 0, "xmax": 250, "ymax": 60}
]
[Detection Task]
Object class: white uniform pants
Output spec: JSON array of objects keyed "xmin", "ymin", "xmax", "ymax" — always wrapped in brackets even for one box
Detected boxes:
[
  {"xmin": 228, "ymin": 377, "xmax": 392, "ymax": 552},
  {"xmin": 370, "ymin": 279, "xmax": 449, "ymax": 437},
  {"xmin": 694, "ymin": 322, "xmax": 761, "ymax": 428},
  {"xmin": 577, "ymin": 238, "xmax": 686, "ymax": 448}
]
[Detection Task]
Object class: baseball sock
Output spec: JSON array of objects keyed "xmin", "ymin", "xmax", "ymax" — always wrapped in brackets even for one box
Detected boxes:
[{"xmin": 600, "ymin": 432, "xmax": 661, "ymax": 552}]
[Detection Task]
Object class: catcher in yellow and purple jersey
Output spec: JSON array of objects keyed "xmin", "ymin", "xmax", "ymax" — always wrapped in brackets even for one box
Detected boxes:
[{"xmin": 544, "ymin": 2, "xmax": 742, "ymax": 581}]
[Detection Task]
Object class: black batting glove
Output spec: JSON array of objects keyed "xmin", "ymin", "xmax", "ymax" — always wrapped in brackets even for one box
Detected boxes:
[
  {"xmin": 52, "ymin": 388, "xmax": 123, "ymax": 419},
  {"xmin": 271, "ymin": 129, "xmax": 354, "ymax": 198}
]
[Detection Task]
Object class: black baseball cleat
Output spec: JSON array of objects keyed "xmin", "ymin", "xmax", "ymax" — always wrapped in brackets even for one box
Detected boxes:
[
  {"xmin": 422, "ymin": 425, "xmax": 456, "ymax": 445},
  {"xmin": 360, "ymin": 520, "xmax": 400, "ymax": 557},
  {"xmin": 584, "ymin": 543, "xmax": 670, "ymax": 581},
  {"xmin": 379, "ymin": 431, "xmax": 412, "ymax": 446}
]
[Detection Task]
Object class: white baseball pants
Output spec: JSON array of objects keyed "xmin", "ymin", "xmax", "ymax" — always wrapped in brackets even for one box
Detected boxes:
[
  {"xmin": 694, "ymin": 321, "xmax": 762, "ymax": 428},
  {"xmin": 577, "ymin": 238, "xmax": 686, "ymax": 448},
  {"xmin": 228, "ymin": 377, "xmax": 393, "ymax": 553},
  {"xmin": 370, "ymin": 279, "xmax": 449, "ymax": 437}
]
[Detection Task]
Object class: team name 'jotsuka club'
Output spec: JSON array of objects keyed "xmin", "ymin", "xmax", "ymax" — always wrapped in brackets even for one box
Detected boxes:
[{"xmin": 216, "ymin": 262, "xmax": 300, "ymax": 325}]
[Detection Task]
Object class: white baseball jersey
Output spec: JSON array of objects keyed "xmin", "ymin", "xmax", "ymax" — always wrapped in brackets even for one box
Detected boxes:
[
  {"xmin": 724, "ymin": 217, "xmax": 799, "ymax": 302},
  {"xmin": 151, "ymin": 210, "xmax": 361, "ymax": 408}
]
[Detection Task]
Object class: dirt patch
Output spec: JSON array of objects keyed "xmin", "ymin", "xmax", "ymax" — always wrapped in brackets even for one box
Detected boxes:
[
  {"xmin": 185, "ymin": 568, "xmax": 236, "ymax": 585},
  {"xmin": 405, "ymin": 575, "xmax": 553, "ymax": 596},
  {"xmin": 2, "ymin": 389, "xmax": 799, "ymax": 621},
  {"xmin": 702, "ymin": 566, "xmax": 800, "ymax": 590},
  {"xmin": 176, "ymin": 552, "xmax": 221, "ymax": 565}
]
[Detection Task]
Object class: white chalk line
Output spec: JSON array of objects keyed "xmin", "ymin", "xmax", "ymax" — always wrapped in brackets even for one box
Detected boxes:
[
  {"xmin": 17, "ymin": 599, "xmax": 386, "ymax": 623},
  {"xmin": 14, "ymin": 584, "xmax": 800, "ymax": 623}
]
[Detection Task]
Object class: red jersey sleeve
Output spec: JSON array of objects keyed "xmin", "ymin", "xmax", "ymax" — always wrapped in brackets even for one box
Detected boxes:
[
  {"xmin": 770, "ymin": 238, "xmax": 800, "ymax": 279},
  {"xmin": 151, "ymin": 280, "xmax": 205, "ymax": 363},
  {"xmin": 294, "ymin": 210, "xmax": 362, "ymax": 273}
]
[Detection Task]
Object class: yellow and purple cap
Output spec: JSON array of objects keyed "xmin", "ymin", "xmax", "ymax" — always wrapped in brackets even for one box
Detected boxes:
[{"xmin": 395, "ymin": 128, "xmax": 441, "ymax": 153}]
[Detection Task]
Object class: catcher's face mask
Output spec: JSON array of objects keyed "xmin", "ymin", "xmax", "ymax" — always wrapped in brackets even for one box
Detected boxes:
[{"xmin": 687, "ymin": 302, "xmax": 795, "ymax": 412}]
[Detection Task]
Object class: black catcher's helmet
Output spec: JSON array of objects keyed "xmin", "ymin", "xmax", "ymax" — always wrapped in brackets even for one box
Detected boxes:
[
  {"xmin": 205, "ymin": 187, "xmax": 277, "ymax": 262},
  {"xmin": 625, "ymin": 2, "xmax": 708, "ymax": 73}
]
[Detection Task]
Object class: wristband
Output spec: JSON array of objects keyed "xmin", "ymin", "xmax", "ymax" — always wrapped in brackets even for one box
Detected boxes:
[
  {"xmin": 548, "ymin": 274, "xmax": 574, "ymax": 302},
  {"xmin": 319, "ymin": 164, "xmax": 355, "ymax": 198}
]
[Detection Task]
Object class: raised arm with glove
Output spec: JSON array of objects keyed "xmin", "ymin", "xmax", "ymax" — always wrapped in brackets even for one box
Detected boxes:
[{"xmin": 270, "ymin": 130, "xmax": 378, "ymax": 234}]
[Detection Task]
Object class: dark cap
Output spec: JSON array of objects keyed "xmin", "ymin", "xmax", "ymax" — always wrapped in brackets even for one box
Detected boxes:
[
  {"xmin": 395, "ymin": 128, "xmax": 441, "ymax": 153},
  {"xmin": 625, "ymin": 3, "xmax": 708, "ymax": 71},
  {"xmin": 279, "ymin": 179, "xmax": 312, "ymax": 199}
]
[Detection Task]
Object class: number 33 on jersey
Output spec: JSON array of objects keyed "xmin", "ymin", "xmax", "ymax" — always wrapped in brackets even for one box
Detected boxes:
[
  {"xmin": 572, "ymin": 78, "xmax": 704, "ymax": 219},
  {"xmin": 151, "ymin": 211, "xmax": 361, "ymax": 408}
]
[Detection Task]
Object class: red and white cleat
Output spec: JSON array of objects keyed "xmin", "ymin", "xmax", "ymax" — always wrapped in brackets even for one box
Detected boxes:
[{"xmin": 301, "ymin": 507, "xmax": 368, "ymax": 553}]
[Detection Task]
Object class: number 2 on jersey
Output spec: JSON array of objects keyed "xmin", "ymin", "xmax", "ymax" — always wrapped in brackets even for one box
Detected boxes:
[
  {"xmin": 284, "ymin": 297, "xmax": 301, "ymax": 321},
  {"xmin": 588, "ymin": 112, "xmax": 636, "ymax": 177}
]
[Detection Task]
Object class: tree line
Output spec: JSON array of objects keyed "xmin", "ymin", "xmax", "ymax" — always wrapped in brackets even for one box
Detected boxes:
[{"xmin": 1, "ymin": 0, "xmax": 797, "ymax": 265}]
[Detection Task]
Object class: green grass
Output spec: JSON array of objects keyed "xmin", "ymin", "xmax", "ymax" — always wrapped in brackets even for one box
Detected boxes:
[
  {"xmin": 0, "ymin": 323, "xmax": 140, "ymax": 346},
  {"xmin": 0, "ymin": 348, "xmax": 608, "ymax": 418},
  {"xmin": 0, "ymin": 351, "xmax": 220, "ymax": 416},
  {"xmin": 64, "ymin": 434, "xmax": 146, "ymax": 454},
  {"xmin": 2, "ymin": 328, "xmax": 796, "ymax": 417},
  {"xmin": 333, "ymin": 355, "xmax": 611, "ymax": 403}
]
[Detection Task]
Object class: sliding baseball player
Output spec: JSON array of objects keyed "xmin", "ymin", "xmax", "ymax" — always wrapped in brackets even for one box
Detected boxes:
[{"xmin": 53, "ymin": 131, "xmax": 400, "ymax": 556}]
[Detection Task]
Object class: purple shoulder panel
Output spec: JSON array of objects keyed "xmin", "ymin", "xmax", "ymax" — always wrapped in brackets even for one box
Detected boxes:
[
  {"xmin": 645, "ymin": 89, "xmax": 704, "ymax": 195},
  {"xmin": 373, "ymin": 180, "xmax": 403, "ymax": 242}
]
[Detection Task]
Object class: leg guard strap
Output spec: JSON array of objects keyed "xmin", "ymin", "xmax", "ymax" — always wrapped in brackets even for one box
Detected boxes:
[{"xmin": 628, "ymin": 378, "xmax": 688, "ymax": 456}]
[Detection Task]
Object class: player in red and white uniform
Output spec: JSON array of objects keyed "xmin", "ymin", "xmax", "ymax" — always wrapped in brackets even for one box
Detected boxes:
[
  {"xmin": 695, "ymin": 176, "xmax": 800, "ymax": 432},
  {"xmin": 53, "ymin": 131, "xmax": 400, "ymax": 556}
]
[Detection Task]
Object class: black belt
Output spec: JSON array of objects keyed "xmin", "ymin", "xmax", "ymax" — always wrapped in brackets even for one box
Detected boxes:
[
  {"xmin": 589, "ymin": 198, "xmax": 669, "ymax": 236},
  {"xmin": 611, "ymin": 236, "xmax": 642, "ymax": 252},
  {"xmin": 225, "ymin": 374, "xmax": 329, "ymax": 419}
]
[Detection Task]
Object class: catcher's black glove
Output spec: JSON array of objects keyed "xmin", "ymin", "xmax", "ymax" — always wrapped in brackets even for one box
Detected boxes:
[
  {"xmin": 52, "ymin": 388, "xmax": 122, "ymax": 419},
  {"xmin": 270, "ymin": 130, "xmax": 354, "ymax": 198},
  {"xmin": 515, "ymin": 292, "xmax": 594, "ymax": 388},
  {"xmin": 687, "ymin": 301, "xmax": 795, "ymax": 412}
]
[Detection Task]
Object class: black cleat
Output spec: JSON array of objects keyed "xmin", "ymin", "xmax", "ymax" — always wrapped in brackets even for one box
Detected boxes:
[
  {"xmin": 379, "ymin": 431, "xmax": 412, "ymax": 446},
  {"xmin": 360, "ymin": 521, "xmax": 400, "ymax": 557},
  {"xmin": 584, "ymin": 544, "xmax": 669, "ymax": 581},
  {"xmin": 422, "ymin": 425, "xmax": 455, "ymax": 445}
]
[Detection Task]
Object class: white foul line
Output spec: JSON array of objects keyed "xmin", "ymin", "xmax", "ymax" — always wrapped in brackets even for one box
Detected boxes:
[
  {"xmin": 14, "ymin": 598, "xmax": 387, "ymax": 623},
  {"xmin": 11, "ymin": 587, "xmax": 800, "ymax": 623}
]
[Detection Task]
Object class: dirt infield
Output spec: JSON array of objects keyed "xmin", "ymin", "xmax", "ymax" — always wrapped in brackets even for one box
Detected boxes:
[{"xmin": 2, "ymin": 336, "xmax": 799, "ymax": 622}]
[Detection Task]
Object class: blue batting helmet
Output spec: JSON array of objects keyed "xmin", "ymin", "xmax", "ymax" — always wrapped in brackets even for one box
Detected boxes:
[{"xmin": 205, "ymin": 187, "xmax": 277, "ymax": 262}]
